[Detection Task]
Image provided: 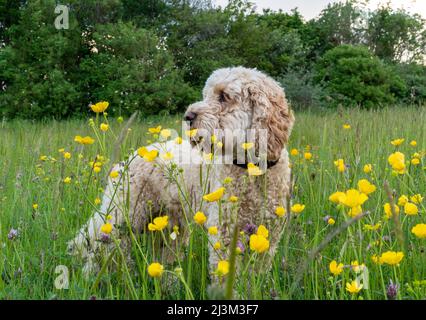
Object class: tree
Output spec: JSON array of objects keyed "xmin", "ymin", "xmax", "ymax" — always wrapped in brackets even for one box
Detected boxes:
[
  {"xmin": 78, "ymin": 22, "xmax": 196, "ymax": 116},
  {"xmin": 315, "ymin": 45, "xmax": 405, "ymax": 108},
  {"xmin": 305, "ymin": 1, "xmax": 364, "ymax": 60},
  {"xmin": 0, "ymin": 0, "xmax": 26, "ymax": 44},
  {"xmin": 164, "ymin": 4, "xmax": 242, "ymax": 88},
  {"xmin": 366, "ymin": 6, "xmax": 426, "ymax": 63},
  {"xmin": 0, "ymin": 0, "xmax": 82, "ymax": 118}
]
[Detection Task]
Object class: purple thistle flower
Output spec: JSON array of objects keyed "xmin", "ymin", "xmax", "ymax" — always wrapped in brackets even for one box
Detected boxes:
[
  {"xmin": 386, "ymin": 280, "xmax": 399, "ymax": 300},
  {"xmin": 8, "ymin": 228, "xmax": 18, "ymax": 240},
  {"xmin": 100, "ymin": 233, "xmax": 111, "ymax": 243},
  {"xmin": 243, "ymin": 223, "xmax": 256, "ymax": 236}
]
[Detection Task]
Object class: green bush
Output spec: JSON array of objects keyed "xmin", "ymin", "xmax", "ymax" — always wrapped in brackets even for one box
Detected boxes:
[
  {"xmin": 278, "ymin": 70, "xmax": 326, "ymax": 110},
  {"xmin": 314, "ymin": 45, "xmax": 405, "ymax": 108},
  {"xmin": 392, "ymin": 63, "xmax": 426, "ymax": 105}
]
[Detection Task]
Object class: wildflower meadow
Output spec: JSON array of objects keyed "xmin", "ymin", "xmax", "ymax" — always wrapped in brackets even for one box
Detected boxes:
[{"xmin": 0, "ymin": 105, "xmax": 425, "ymax": 300}]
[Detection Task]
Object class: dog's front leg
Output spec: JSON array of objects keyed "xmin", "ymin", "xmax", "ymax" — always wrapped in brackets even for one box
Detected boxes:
[{"xmin": 68, "ymin": 164, "xmax": 129, "ymax": 276}]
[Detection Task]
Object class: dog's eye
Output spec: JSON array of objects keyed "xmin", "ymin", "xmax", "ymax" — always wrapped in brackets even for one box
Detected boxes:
[{"xmin": 219, "ymin": 91, "xmax": 229, "ymax": 103}]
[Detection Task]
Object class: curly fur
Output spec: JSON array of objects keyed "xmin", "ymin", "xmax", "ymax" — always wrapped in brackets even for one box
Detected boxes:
[{"xmin": 68, "ymin": 67, "xmax": 295, "ymax": 277}]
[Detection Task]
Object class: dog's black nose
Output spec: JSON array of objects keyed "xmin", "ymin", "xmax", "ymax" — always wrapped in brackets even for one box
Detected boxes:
[{"xmin": 184, "ymin": 111, "xmax": 197, "ymax": 123}]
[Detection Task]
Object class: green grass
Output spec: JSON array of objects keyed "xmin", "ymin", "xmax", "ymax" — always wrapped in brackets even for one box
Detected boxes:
[{"xmin": 0, "ymin": 106, "xmax": 425, "ymax": 300}]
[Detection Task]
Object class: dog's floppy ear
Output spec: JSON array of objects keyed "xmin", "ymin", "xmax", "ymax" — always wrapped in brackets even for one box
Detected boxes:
[{"xmin": 248, "ymin": 77, "xmax": 294, "ymax": 161}]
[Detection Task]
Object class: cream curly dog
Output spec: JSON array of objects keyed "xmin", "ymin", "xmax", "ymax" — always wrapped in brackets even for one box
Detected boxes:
[{"xmin": 68, "ymin": 67, "xmax": 295, "ymax": 277}]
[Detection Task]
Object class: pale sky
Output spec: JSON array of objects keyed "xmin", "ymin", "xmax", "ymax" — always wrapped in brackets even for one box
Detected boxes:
[{"xmin": 214, "ymin": 0, "xmax": 426, "ymax": 19}]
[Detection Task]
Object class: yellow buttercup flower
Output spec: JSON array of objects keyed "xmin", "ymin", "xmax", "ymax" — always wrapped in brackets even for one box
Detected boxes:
[
  {"xmin": 74, "ymin": 135, "xmax": 95, "ymax": 145},
  {"xmin": 363, "ymin": 164, "xmax": 373, "ymax": 174},
  {"xmin": 174, "ymin": 136, "xmax": 183, "ymax": 144},
  {"xmin": 275, "ymin": 206, "xmax": 286, "ymax": 217},
  {"xmin": 339, "ymin": 189, "xmax": 368, "ymax": 208},
  {"xmin": 410, "ymin": 140, "xmax": 417, "ymax": 147},
  {"xmin": 346, "ymin": 280, "xmax": 363, "ymax": 294},
  {"xmin": 63, "ymin": 177, "xmax": 72, "ymax": 184},
  {"xmin": 95, "ymin": 198, "xmax": 101, "ymax": 205},
  {"xmin": 173, "ymin": 225, "xmax": 179, "ymax": 235},
  {"xmin": 249, "ymin": 234, "xmax": 269, "ymax": 253},
  {"xmin": 223, "ymin": 177, "xmax": 233, "ymax": 184},
  {"xmin": 63, "ymin": 152, "xmax": 71, "ymax": 159},
  {"xmin": 379, "ymin": 251, "xmax": 404, "ymax": 266},
  {"xmin": 371, "ymin": 255, "xmax": 382, "ymax": 265},
  {"xmin": 348, "ymin": 205, "xmax": 363, "ymax": 218},
  {"xmin": 100, "ymin": 222, "xmax": 113, "ymax": 234},
  {"xmin": 304, "ymin": 152, "xmax": 312, "ymax": 160},
  {"xmin": 329, "ymin": 260, "xmax": 344, "ymax": 276},
  {"xmin": 203, "ymin": 152, "xmax": 213, "ymax": 161},
  {"xmin": 210, "ymin": 135, "xmax": 217, "ymax": 143},
  {"xmin": 90, "ymin": 101, "xmax": 109, "ymax": 113},
  {"xmin": 148, "ymin": 216, "xmax": 169, "ymax": 231},
  {"xmin": 343, "ymin": 124, "xmax": 351, "ymax": 130},
  {"xmin": 110, "ymin": 171, "xmax": 119, "ymax": 179},
  {"xmin": 148, "ymin": 126, "xmax": 162, "ymax": 134},
  {"xmin": 290, "ymin": 149, "xmax": 299, "ymax": 156},
  {"xmin": 357, "ymin": 179, "xmax": 376, "ymax": 195},
  {"xmin": 411, "ymin": 158, "xmax": 420, "ymax": 165},
  {"xmin": 216, "ymin": 260, "xmax": 229, "ymax": 276},
  {"xmin": 329, "ymin": 191, "xmax": 345, "ymax": 204},
  {"xmin": 203, "ymin": 187, "xmax": 225, "ymax": 202},
  {"xmin": 39, "ymin": 155, "xmax": 48, "ymax": 161},
  {"xmin": 137, "ymin": 147, "xmax": 159, "ymax": 162},
  {"xmin": 160, "ymin": 129, "xmax": 171, "ymax": 139},
  {"xmin": 257, "ymin": 225, "xmax": 269, "ymax": 238},
  {"xmin": 351, "ymin": 261, "xmax": 365, "ymax": 273},
  {"xmin": 100, "ymin": 123, "xmax": 109, "ymax": 132},
  {"xmin": 388, "ymin": 152, "xmax": 406, "ymax": 174},
  {"xmin": 334, "ymin": 159, "xmax": 345, "ymax": 172},
  {"xmin": 247, "ymin": 163, "xmax": 263, "ymax": 176},
  {"xmin": 194, "ymin": 211, "xmax": 207, "ymax": 225},
  {"xmin": 404, "ymin": 202, "xmax": 418, "ymax": 215},
  {"xmin": 161, "ymin": 152, "xmax": 174, "ymax": 161},
  {"xmin": 32, "ymin": 203, "xmax": 38, "ymax": 210},
  {"xmin": 391, "ymin": 138, "xmax": 405, "ymax": 146},
  {"xmin": 398, "ymin": 195, "xmax": 409, "ymax": 206},
  {"xmin": 148, "ymin": 262, "xmax": 164, "ymax": 278},
  {"xmin": 93, "ymin": 166, "xmax": 101, "ymax": 173},
  {"xmin": 213, "ymin": 242, "xmax": 221, "ymax": 250},
  {"xmin": 185, "ymin": 129, "xmax": 198, "ymax": 138},
  {"xmin": 411, "ymin": 224, "xmax": 426, "ymax": 239},
  {"xmin": 410, "ymin": 194, "xmax": 423, "ymax": 204},
  {"xmin": 229, "ymin": 195, "xmax": 238, "ymax": 203},
  {"xmin": 327, "ymin": 218, "xmax": 335, "ymax": 225},
  {"xmin": 208, "ymin": 226, "xmax": 218, "ymax": 235},
  {"xmin": 241, "ymin": 142, "xmax": 254, "ymax": 150},
  {"xmin": 291, "ymin": 203, "xmax": 305, "ymax": 214}
]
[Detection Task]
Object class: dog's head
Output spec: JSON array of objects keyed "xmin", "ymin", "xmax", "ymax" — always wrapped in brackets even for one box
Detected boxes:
[{"xmin": 184, "ymin": 67, "xmax": 294, "ymax": 162}]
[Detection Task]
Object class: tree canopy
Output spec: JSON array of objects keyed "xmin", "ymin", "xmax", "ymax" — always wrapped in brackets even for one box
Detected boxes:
[{"xmin": 0, "ymin": 0, "xmax": 425, "ymax": 119}]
